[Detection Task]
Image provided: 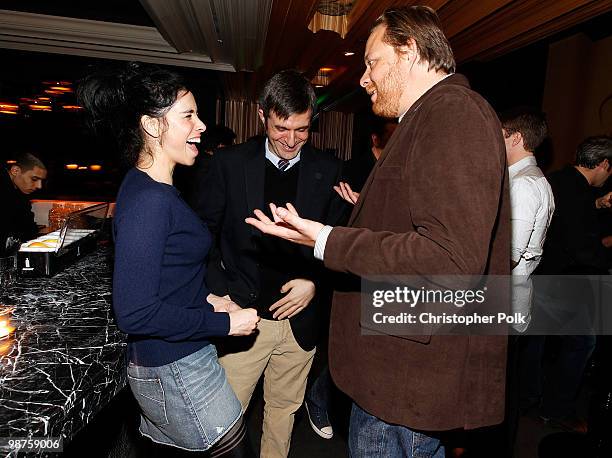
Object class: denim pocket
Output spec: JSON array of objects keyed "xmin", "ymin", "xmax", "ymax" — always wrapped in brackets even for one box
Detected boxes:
[
  {"xmin": 411, "ymin": 429, "xmax": 443, "ymax": 458},
  {"xmin": 127, "ymin": 374, "xmax": 170, "ymax": 426}
]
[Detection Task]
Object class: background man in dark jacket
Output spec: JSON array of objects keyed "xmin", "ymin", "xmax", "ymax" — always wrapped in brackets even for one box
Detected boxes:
[
  {"xmin": 1, "ymin": 152, "xmax": 47, "ymax": 255},
  {"xmin": 522, "ymin": 135, "xmax": 612, "ymax": 433},
  {"xmin": 342, "ymin": 116, "xmax": 397, "ymax": 193}
]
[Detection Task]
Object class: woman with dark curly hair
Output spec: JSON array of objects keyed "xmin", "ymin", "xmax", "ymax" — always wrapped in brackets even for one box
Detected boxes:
[{"xmin": 79, "ymin": 62, "xmax": 259, "ymax": 457}]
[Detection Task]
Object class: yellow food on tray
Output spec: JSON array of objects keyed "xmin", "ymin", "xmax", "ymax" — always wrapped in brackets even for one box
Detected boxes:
[
  {"xmin": 41, "ymin": 239, "xmax": 59, "ymax": 245},
  {"xmin": 29, "ymin": 241, "xmax": 50, "ymax": 248}
]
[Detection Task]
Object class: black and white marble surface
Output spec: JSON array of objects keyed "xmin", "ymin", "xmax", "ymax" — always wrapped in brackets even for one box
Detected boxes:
[{"xmin": 0, "ymin": 245, "xmax": 126, "ymax": 457}]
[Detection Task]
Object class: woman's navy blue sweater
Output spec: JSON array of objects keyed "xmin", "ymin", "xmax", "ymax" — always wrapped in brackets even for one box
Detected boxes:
[{"xmin": 113, "ymin": 168, "xmax": 229, "ymax": 367}]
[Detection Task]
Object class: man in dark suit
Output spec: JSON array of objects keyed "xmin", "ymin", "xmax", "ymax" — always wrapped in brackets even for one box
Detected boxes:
[
  {"xmin": 196, "ymin": 70, "xmax": 344, "ymax": 458},
  {"xmin": 343, "ymin": 116, "xmax": 397, "ymax": 193},
  {"xmin": 246, "ymin": 7, "xmax": 509, "ymax": 457},
  {"xmin": 1, "ymin": 152, "xmax": 47, "ymax": 255},
  {"xmin": 174, "ymin": 124, "xmax": 236, "ymax": 207},
  {"xmin": 521, "ymin": 135, "xmax": 612, "ymax": 433}
]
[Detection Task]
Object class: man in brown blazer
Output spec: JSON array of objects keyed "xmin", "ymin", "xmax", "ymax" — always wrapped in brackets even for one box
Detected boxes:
[{"xmin": 247, "ymin": 6, "xmax": 510, "ymax": 457}]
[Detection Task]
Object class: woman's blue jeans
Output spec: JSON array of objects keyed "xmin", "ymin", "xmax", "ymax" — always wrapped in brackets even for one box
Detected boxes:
[{"xmin": 127, "ymin": 344, "xmax": 242, "ymax": 451}]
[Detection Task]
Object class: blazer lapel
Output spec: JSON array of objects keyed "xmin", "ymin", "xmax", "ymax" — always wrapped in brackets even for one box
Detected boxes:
[
  {"xmin": 348, "ymin": 108, "xmax": 416, "ymax": 226},
  {"xmin": 295, "ymin": 144, "xmax": 324, "ymax": 220},
  {"xmin": 347, "ymin": 121, "xmax": 401, "ymax": 226},
  {"xmin": 245, "ymin": 140, "xmax": 266, "ymax": 235}
]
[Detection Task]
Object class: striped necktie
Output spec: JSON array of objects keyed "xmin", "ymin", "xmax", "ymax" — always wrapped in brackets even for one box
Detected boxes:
[{"xmin": 278, "ymin": 158, "xmax": 290, "ymax": 172}]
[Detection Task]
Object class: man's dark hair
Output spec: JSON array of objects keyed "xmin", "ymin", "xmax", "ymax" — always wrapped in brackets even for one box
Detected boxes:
[
  {"xmin": 373, "ymin": 6, "xmax": 455, "ymax": 74},
  {"xmin": 499, "ymin": 107, "xmax": 548, "ymax": 152},
  {"xmin": 258, "ymin": 69, "xmax": 317, "ymax": 120},
  {"xmin": 203, "ymin": 125, "xmax": 236, "ymax": 151},
  {"xmin": 575, "ymin": 135, "xmax": 612, "ymax": 169},
  {"xmin": 12, "ymin": 152, "xmax": 46, "ymax": 172}
]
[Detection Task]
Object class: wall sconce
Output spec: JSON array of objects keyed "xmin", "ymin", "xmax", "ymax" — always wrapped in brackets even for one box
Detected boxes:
[
  {"xmin": 312, "ymin": 67, "xmax": 334, "ymax": 87},
  {"xmin": 0, "ymin": 102, "xmax": 18, "ymax": 115},
  {"xmin": 28, "ymin": 103, "xmax": 52, "ymax": 111},
  {"xmin": 61, "ymin": 105, "xmax": 83, "ymax": 111}
]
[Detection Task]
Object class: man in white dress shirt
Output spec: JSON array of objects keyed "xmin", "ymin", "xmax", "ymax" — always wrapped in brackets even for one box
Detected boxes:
[
  {"xmin": 491, "ymin": 108, "xmax": 555, "ymax": 456},
  {"xmin": 500, "ymin": 108, "xmax": 555, "ymax": 333}
]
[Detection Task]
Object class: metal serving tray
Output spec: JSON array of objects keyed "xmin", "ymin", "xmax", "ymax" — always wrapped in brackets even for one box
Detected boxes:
[{"xmin": 17, "ymin": 203, "xmax": 109, "ymax": 277}]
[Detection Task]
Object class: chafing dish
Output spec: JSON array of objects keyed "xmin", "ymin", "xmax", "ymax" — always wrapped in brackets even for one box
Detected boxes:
[{"xmin": 18, "ymin": 203, "xmax": 109, "ymax": 277}]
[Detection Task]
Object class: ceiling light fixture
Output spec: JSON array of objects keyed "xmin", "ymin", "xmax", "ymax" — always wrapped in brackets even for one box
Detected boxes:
[
  {"xmin": 49, "ymin": 86, "xmax": 73, "ymax": 92},
  {"xmin": 308, "ymin": 0, "xmax": 356, "ymax": 39},
  {"xmin": 0, "ymin": 102, "xmax": 18, "ymax": 115},
  {"xmin": 42, "ymin": 81, "xmax": 72, "ymax": 86},
  {"xmin": 28, "ymin": 104, "xmax": 52, "ymax": 111}
]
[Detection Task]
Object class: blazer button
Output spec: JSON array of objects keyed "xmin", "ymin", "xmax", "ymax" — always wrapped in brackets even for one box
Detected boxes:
[{"xmin": 249, "ymin": 292, "xmax": 257, "ymax": 300}]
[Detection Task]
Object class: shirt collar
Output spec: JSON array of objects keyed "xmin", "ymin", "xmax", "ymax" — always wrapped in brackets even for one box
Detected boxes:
[
  {"xmin": 398, "ymin": 73, "xmax": 455, "ymax": 123},
  {"xmin": 265, "ymin": 138, "xmax": 301, "ymax": 170},
  {"xmin": 508, "ymin": 155, "xmax": 537, "ymax": 179}
]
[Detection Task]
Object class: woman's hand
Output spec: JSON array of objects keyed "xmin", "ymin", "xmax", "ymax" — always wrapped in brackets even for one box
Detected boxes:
[
  {"xmin": 269, "ymin": 278, "xmax": 316, "ymax": 319},
  {"xmin": 208, "ymin": 293, "xmax": 242, "ymax": 313},
  {"xmin": 228, "ymin": 308, "xmax": 260, "ymax": 335}
]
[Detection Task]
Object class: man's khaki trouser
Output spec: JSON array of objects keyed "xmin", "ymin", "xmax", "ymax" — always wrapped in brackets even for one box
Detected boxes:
[{"xmin": 219, "ymin": 318, "xmax": 315, "ymax": 458}]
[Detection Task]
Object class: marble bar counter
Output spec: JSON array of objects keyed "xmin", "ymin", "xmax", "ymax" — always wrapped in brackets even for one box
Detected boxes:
[{"xmin": 0, "ymin": 245, "xmax": 126, "ymax": 457}]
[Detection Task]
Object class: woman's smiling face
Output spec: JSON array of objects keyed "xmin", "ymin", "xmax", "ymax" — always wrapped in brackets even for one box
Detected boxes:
[{"xmin": 160, "ymin": 90, "xmax": 206, "ymax": 167}]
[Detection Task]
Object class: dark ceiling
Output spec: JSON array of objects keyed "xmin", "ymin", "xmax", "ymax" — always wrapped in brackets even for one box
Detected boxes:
[
  {"xmin": 0, "ymin": 0, "xmax": 611, "ymax": 110},
  {"xmin": 1, "ymin": 0, "xmax": 155, "ymax": 26}
]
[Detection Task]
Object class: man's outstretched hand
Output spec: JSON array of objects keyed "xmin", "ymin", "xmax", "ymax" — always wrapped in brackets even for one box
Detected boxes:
[
  {"xmin": 245, "ymin": 202, "xmax": 324, "ymax": 248},
  {"xmin": 334, "ymin": 181, "xmax": 360, "ymax": 205}
]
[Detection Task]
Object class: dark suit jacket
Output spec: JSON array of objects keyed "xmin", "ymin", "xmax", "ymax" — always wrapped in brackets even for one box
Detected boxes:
[
  {"xmin": 537, "ymin": 166, "xmax": 609, "ymax": 275},
  {"xmin": 324, "ymin": 74, "xmax": 511, "ymax": 431},
  {"xmin": 1, "ymin": 169, "xmax": 38, "ymax": 255},
  {"xmin": 196, "ymin": 138, "xmax": 345, "ymax": 350},
  {"xmin": 342, "ymin": 150, "xmax": 376, "ymax": 192}
]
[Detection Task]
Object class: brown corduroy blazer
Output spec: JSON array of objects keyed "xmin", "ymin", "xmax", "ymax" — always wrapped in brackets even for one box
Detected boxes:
[{"xmin": 325, "ymin": 74, "xmax": 511, "ymax": 431}]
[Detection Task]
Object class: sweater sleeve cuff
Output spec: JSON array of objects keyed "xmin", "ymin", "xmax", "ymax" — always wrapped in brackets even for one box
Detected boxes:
[
  {"xmin": 205, "ymin": 310, "xmax": 231, "ymax": 336},
  {"xmin": 314, "ymin": 225, "xmax": 334, "ymax": 260}
]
